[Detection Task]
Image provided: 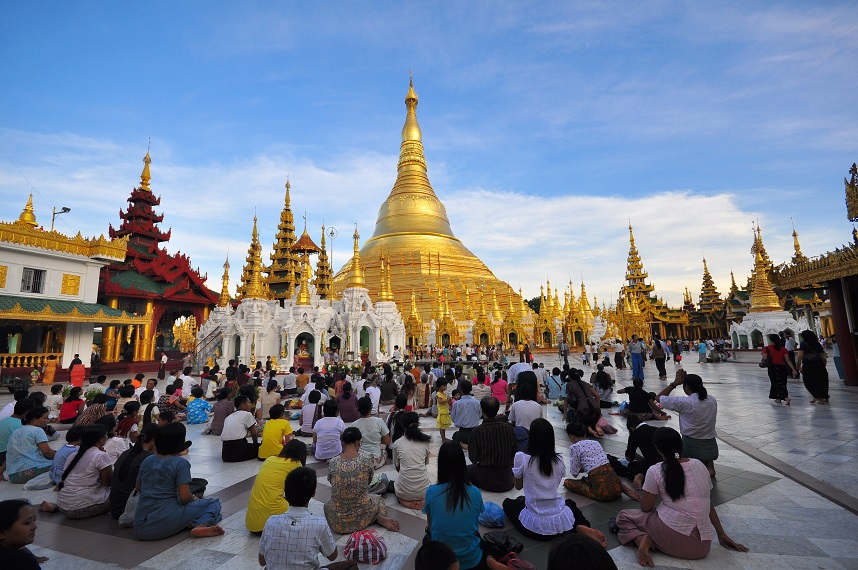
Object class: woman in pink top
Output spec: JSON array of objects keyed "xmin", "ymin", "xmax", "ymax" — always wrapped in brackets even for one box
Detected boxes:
[
  {"xmin": 614, "ymin": 427, "xmax": 747, "ymax": 566},
  {"xmin": 489, "ymin": 370, "xmax": 507, "ymax": 404}
]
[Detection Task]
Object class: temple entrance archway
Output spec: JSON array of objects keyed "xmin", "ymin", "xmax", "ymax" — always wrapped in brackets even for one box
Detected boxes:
[
  {"xmin": 508, "ymin": 332, "xmax": 518, "ymax": 345},
  {"xmin": 574, "ymin": 331, "xmax": 583, "ymax": 345},
  {"xmin": 542, "ymin": 330, "xmax": 552, "ymax": 345},
  {"xmin": 750, "ymin": 330, "xmax": 763, "ymax": 349},
  {"xmin": 441, "ymin": 333, "xmax": 451, "ymax": 346},
  {"xmin": 360, "ymin": 327, "xmax": 371, "ymax": 358},
  {"xmin": 328, "ymin": 336, "xmax": 341, "ymax": 351},
  {"xmin": 479, "ymin": 332, "xmax": 489, "ymax": 345}
]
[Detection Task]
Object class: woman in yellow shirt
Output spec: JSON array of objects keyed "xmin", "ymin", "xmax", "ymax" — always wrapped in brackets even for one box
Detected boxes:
[
  {"xmin": 245, "ymin": 439, "xmax": 307, "ymax": 533},
  {"xmin": 257, "ymin": 405, "xmax": 293, "ymax": 460}
]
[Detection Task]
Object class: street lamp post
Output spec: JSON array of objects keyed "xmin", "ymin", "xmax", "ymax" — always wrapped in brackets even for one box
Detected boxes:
[{"xmin": 51, "ymin": 206, "xmax": 71, "ymax": 231}]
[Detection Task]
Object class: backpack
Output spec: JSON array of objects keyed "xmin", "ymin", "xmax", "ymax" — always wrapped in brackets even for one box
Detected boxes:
[{"xmin": 344, "ymin": 529, "xmax": 387, "ymax": 564}]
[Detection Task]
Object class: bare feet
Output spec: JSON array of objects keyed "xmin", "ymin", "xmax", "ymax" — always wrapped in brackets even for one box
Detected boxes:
[
  {"xmin": 377, "ymin": 515, "xmax": 400, "ymax": 531},
  {"xmin": 576, "ymin": 525, "xmax": 607, "ymax": 548},
  {"xmin": 785, "ymin": 397, "xmax": 791, "ymax": 406},
  {"xmin": 190, "ymin": 525, "xmax": 225, "ymax": 537},
  {"xmin": 636, "ymin": 534, "xmax": 654, "ymax": 566},
  {"xmin": 398, "ymin": 498, "xmax": 424, "ymax": 510},
  {"xmin": 38, "ymin": 501, "xmax": 58, "ymax": 513},
  {"xmin": 633, "ymin": 474, "xmax": 644, "ymax": 490},
  {"xmin": 621, "ymin": 482, "xmax": 642, "ymax": 501}
]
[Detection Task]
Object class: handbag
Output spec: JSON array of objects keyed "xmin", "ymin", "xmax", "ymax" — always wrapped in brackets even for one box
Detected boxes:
[
  {"xmin": 118, "ymin": 490, "xmax": 139, "ymax": 528},
  {"xmin": 759, "ymin": 348, "xmax": 770, "ymax": 368},
  {"xmin": 344, "ymin": 529, "xmax": 387, "ymax": 564},
  {"xmin": 499, "ymin": 552, "xmax": 538, "ymax": 570},
  {"xmin": 480, "ymin": 530, "xmax": 523, "ymax": 559}
]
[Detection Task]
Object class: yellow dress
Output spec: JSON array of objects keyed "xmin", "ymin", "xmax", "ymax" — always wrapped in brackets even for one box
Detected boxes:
[
  {"xmin": 436, "ymin": 391, "xmax": 451, "ymax": 429},
  {"xmin": 245, "ymin": 457, "xmax": 301, "ymax": 532}
]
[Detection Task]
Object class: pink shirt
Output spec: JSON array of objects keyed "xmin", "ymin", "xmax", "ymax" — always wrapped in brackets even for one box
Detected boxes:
[
  {"xmin": 643, "ymin": 459, "xmax": 714, "ymax": 540},
  {"xmin": 490, "ymin": 380, "xmax": 508, "ymax": 403}
]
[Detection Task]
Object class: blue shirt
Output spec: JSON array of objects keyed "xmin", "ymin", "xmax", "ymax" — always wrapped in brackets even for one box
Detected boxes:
[
  {"xmin": 0, "ymin": 416, "xmax": 22, "ymax": 452},
  {"xmin": 6, "ymin": 425, "xmax": 51, "ymax": 474},
  {"xmin": 51, "ymin": 444, "xmax": 79, "ymax": 484},
  {"xmin": 450, "ymin": 395, "xmax": 482, "ymax": 428},
  {"xmin": 423, "ymin": 483, "xmax": 484, "ymax": 568},
  {"xmin": 186, "ymin": 399, "xmax": 212, "ymax": 424}
]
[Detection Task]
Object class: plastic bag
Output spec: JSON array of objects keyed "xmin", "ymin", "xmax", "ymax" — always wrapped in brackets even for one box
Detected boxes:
[
  {"xmin": 118, "ymin": 490, "xmax": 139, "ymax": 528},
  {"xmin": 23, "ymin": 471, "xmax": 54, "ymax": 490},
  {"xmin": 344, "ymin": 529, "xmax": 387, "ymax": 564},
  {"xmin": 478, "ymin": 501, "xmax": 505, "ymax": 528}
]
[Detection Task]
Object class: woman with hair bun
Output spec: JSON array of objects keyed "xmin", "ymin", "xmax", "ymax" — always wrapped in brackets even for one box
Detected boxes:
[
  {"xmin": 615, "ymin": 427, "xmax": 747, "ymax": 566},
  {"xmin": 391, "ymin": 411, "xmax": 431, "ymax": 509},
  {"xmin": 656, "ymin": 370, "xmax": 718, "ymax": 477}
]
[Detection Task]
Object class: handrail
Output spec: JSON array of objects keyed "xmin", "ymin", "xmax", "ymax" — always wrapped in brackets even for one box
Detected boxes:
[{"xmin": 0, "ymin": 353, "xmax": 64, "ymax": 369}]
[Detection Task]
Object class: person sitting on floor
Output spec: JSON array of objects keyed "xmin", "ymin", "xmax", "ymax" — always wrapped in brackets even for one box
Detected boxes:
[
  {"xmin": 502, "ymin": 418, "xmax": 606, "ymax": 546},
  {"xmin": 94, "ymin": 414, "xmax": 129, "ymax": 465},
  {"xmin": 58, "ymin": 388, "xmax": 85, "ymax": 425},
  {"xmin": 246, "ymin": 440, "xmax": 308, "ymax": 534},
  {"xmin": 296, "ymin": 390, "xmax": 322, "ymax": 438},
  {"xmin": 260, "ymin": 466, "xmax": 358, "ymax": 570},
  {"xmin": 616, "ymin": 378, "xmax": 669, "ymax": 422},
  {"xmin": 49, "ymin": 426, "xmax": 83, "ymax": 486},
  {"xmin": 157, "ymin": 385, "xmax": 187, "ymax": 422},
  {"xmin": 258, "ymin": 404, "xmax": 293, "ymax": 460},
  {"xmin": 51, "ymin": 424, "xmax": 112, "ymax": 519},
  {"xmin": 352, "ymin": 396, "xmax": 390, "ymax": 470},
  {"xmin": 134, "ymin": 422, "xmax": 224, "ymax": 540},
  {"xmin": 0, "ymin": 399, "xmax": 34, "ymax": 481},
  {"xmin": 110, "ymin": 423, "xmax": 158, "ymax": 520},
  {"xmin": 221, "ymin": 395, "xmax": 260, "ymax": 462},
  {"xmin": 139, "ymin": 390, "xmax": 160, "ymax": 428},
  {"xmin": 206, "ymin": 388, "xmax": 233, "ymax": 435},
  {"xmin": 467, "ymin": 396, "xmax": 518, "ymax": 493},
  {"xmin": 312, "ymin": 400, "xmax": 345, "ymax": 461},
  {"xmin": 563, "ymin": 422, "xmax": 623, "ymax": 501},
  {"xmin": 115, "ymin": 402, "xmax": 140, "ymax": 444},
  {"xmin": 391, "ymin": 411, "xmax": 432, "ymax": 510},
  {"xmin": 4, "ymin": 406, "xmax": 55, "ymax": 484},
  {"xmin": 450, "ymin": 380, "xmax": 482, "ymax": 449},
  {"xmin": 608, "ymin": 416, "xmax": 661, "ymax": 491},
  {"xmin": 615, "ymin": 427, "xmax": 747, "ymax": 566},
  {"xmin": 186, "ymin": 388, "xmax": 212, "ymax": 425}
]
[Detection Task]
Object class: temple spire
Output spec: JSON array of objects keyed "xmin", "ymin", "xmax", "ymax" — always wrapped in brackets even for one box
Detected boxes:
[
  {"xmin": 346, "ymin": 226, "xmax": 366, "ymax": 288},
  {"xmin": 314, "ymin": 224, "xmax": 333, "ymax": 299},
  {"xmin": 491, "ymin": 288, "xmax": 503, "ymax": 322},
  {"xmin": 729, "ymin": 270, "xmax": 739, "ymax": 296},
  {"xmin": 749, "ymin": 232, "xmax": 781, "ymax": 312},
  {"xmin": 625, "ymin": 223, "xmax": 654, "ymax": 297},
  {"xmin": 218, "ymin": 256, "xmax": 231, "ymax": 307},
  {"xmin": 140, "ymin": 151, "xmax": 151, "ymax": 192},
  {"xmin": 698, "ymin": 256, "xmax": 721, "ymax": 311},
  {"xmin": 268, "ymin": 179, "xmax": 299, "ymax": 300},
  {"xmin": 17, "ymin": 194, "xmax": 37, "ymax": 228},
  {"xmin": 792, "ymin": 227, "xmax": 808, "ymax": 263},
  {"xmin": 295, "ymin": 254, "xmax": 312, "ymax": 305},
  {"xmin": 377, "ymin": 253, "xmax": 394, "ymax": 302},
  {"xmin": 239, "ymin": 216, "xmax": 268, "ymax": 300}
]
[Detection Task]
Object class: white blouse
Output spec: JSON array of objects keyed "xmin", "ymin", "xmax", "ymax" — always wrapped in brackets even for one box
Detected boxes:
[
  {"xmin": 568, "ymin": 439, "xmax": 609, "ymax": 477},
  {"xmin": 512, "ymin": 451, "xmax": 575, "ymax": 536}
]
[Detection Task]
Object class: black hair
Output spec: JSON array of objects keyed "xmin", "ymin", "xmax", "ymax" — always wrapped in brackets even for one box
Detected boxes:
[
  {"xmin": 216, "ymin": 387, "xmax": 230, "ymax": 400},
  {"xmin": 357, "ymin": 396, "xmax": 373, "ymax": 416},
  {"xmin": 94, "ymin": 413, "xmax": 117, "ymax": 437},
  {"xmin": 479, "ymin": 396, "xmax": 500, "ymax": 418},
  {"xmin": 284, "ymin": 466, "xmax": 317, "ymax": 506},
  {"xmin": 190, "ymin": 387, "xmax": 203, "ymax": 398},
  {"xmin": 626, "ymin": 416, "xmax": 643, "ymax": 431},
  {"xmin": 117, "ymin": 401, "xmax": 141, "ymax": 422},
  {"xmin": 515, "ymin": 371, "xmax": 538, "ymax": 401},
  {"xmin": 65, "ymin": 425, "xmax": 84, "ymax": 443},
  {"xmin": 91, "ymin": 393, "xmax": 109, "ymax": 405},
  {"xmin": 0, "ymin": 499, "xmax": 32, "ymax": 534},
  {"xmin": 394, "ymin": 394, "xmax": 407, "ymax": 409},
  {"xmin": 547, "ymin": 534, "xmax": 619, "ymax": 570},
  {"xmin": 165, "ymin": 385, "xmax": 177, "ymax": 395},
  {"xmin": 526, "ymin": 418, "xmax": 561, "ymax": 477},
  {"xmin": 632, "ymin": 377, "xmax": 644, "ymax": 389},
  {"xmin": 109, "ymin": 380, "xmax": 121, "ymax": 389},
  {"xmin": 59, "ymin": 424, "xmax": 109, "ymax": 489},
  {"xmin": 682, "ymin": 374, "xmax": 708, "ymax": 400},
  {"xmin": 459, "ymin": 379, "xmax": 473, "ymax": 395},
  {"xmin": 800, "ymin": 329, "xmax": 824, "ymax": 352},
  {"xmin": 23, "ymin": 405, "xmax": 48, "ymax": 424},
  {"xmin": 475, "ymin": 365, "xmax": 487, "ymax": 385},
  {"xmin": 119, "ymin": 385, "xmax": 135, "ymax": 398},
  {"xmin": 437, "ymin": 441, "xmax": 471, "ymax": 512},
  {"xmin": 279, "ymin": 439, "xmax": 308, "ymax": 463},
  {"xmin": 768, "ymin": 334, "xmax": 782, "ymax": 348},
  {"xmin": 66, "ymin": 387, "xmax": 82, "ymax": 403},
  {"xmin": 401, "ymin": 411, "xmax": 431, "ymax": 443},
  {"xmin": 266, "ymin": 379, "xmax": 278, "ymax": 393},
  {"xmin": 12, "ymin": 389, "xmax": 29, "ymax": 401},
  {"xmin": 116, "ymin": 423, "xmax": 159, "ymax": 480},
  {"xmin": 13, "ymin": 398, "xmax": 35, "ymax": 416},
  {"xmin": 322, "ymin": 399, "xmax": 338, "ymax": 417},
  {"xmin": 308, "ymin": 390, "xmax": 321, "ymax": 405},
  {"xmin": 341, "ymin": 381, "xmax": 353, "ymax": 399},
  {"xmin": 565, "ymin": 422, "xmax": 588, "ymax": 439},
  {"xmin": 341, "ymin": 426, "xmax": 362, "ymax": 444},
  {"xmin": 594, "ymin": 370, "xmax": 612, "ymax": 391},
  {"xmin": 155, "ymin": 422, "xmax": 187, "ymax": 455},
  {"xmin": 415, "ymin": 541, "xmax": 458, "ymax": 570},
  {"xmin": 492, "ymin": 369, "xmax": 503, "ymax": 385},
  {"xmin": 654, "ymin": 427, "xmax": 685, "ymax": 501},
  {"xmin": 159, "ymin": 410, "xmax": 176, "ymax": 423},
  {"xmin": 266, "ymin": 403, "xmax": 284, "ymax": 420},
  {"xmin": 27, "ymin": 392, "xmax": 46, "ymax": 405},
  {"xmin": 234, "ymin": 395, "xmax": 249, "ymax": 409},
  {"xmin": 50, "ymin": 384, "xmax": 63, "ymax": 394}
]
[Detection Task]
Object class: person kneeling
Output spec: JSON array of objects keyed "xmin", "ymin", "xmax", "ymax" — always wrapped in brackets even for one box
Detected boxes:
[
  {"xmin": 259, "ymin": 466, "xmax": 357, "ymax": 570},
  {"xmin": 221, "ymin": 396, "xmax": 260, "ymax": 462}
]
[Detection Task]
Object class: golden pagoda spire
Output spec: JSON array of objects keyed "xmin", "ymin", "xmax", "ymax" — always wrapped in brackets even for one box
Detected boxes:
[
  {"xmin": 791, "ymin": 226, "xmax": 808, "ymax": 263},
  {"xmin": 268, "ymin": 180, "xmax": 300, "ymax": 300},
  {"xmin": 139, "ymin": 151, "xmax": 151, "ymax": 192},
  {"xmin": 506, "ymin": 288, "xmax": 516, "ymax": 317},
  {"xmin": 17, "ymin": 194, "xmax": 38, "ymax": 228},
  {"xmin": 218, "ymin": 255, "xmax": 231, "ymax": 307},
  {"xmin": 464, "ymin": 285, "xmax": 474, "ymax": 320},
  {"xmin": 377, "ymin": 253, "xmax": 395, "ymax": 302},
  {"xmin": 410, "ymin": 290, "xmax": 420, "ymax": 316},
  {"xmin": 346, "ymin": 226, "xmax": 366, "ymax": 288},
  {"xmin": 295, "ymin": 254, "xmax": 312, "ymax": 305},
  {"xmin": 749, "ymin": 247, "xmax": 781, "ymax": 312},
  {"xmin": 239, "ymin": 216, "xmax": 267, "ymax": 300},
  {"xmin": 519, "ymin": 287, "xmax": 528, "ymax": 319},
  {"xmin": 729, "ymin": 270, "xmax": 739, "ymax": 296},
  {"xmin": 491, "ymin": 288, "xmax": 503, "ymax": 322},
  {"xmin": 314, "ymin": 224, "xmax": 333, "ymax": 299}
]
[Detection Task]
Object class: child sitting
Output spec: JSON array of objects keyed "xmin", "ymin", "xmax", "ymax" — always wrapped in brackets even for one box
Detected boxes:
[
  {"xmin": 562, "ymin": 422, "xmax": 622, "ymax": 501},
  {"xmin": 139, "ymin": 390, "xmax": 160, "ymax": 427},
  {"xmin": 49, "ymin": 426, "xmax": 84, "ymax": 485},
  {"xmin": 45, "ymin": 385, "xmax": 63, "ymax": 421},
  {"xmin": 158, "ymin": 410, "xmax": 176, "ymax": 427},
  {"xmin": 258, "ymin": 466, "xmax": 357, "ymax": 570},
  {"xmin": 116, "ymin": 402, "xmax": 140, "ymax": 443},
  {"xmin": 158, "ymin": 385, "xmax": 187, "ymax": 422},
  {"xmin": 186, "ymin": 388, "xmax": 213, "ymax": 425},
  {"xmin": 296, "ymin": 391, "xmax": 322, "ymax": 438},
  {"xmin": 258, "ymin": 404, "xmax": 293, "ymax": 460}
]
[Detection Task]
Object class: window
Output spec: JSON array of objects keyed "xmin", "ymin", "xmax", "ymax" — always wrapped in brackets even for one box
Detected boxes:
[{"xmin": 20, "ymin": 268, "xmax": 46, "ymax": 294}]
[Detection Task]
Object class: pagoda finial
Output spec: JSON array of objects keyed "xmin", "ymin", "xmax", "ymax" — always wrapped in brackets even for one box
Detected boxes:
[
  {"xmin": 218, "ymin": 255, "xmax": 231, "ymax": 307},
  {"xmin": 314, "ymin": 224, "xmax": 333, "ymax": 299},
  {"xmin": 140, "ymin": 151, "xmax": 152, "ymax": 192},
  {"xmin": 629, "ymin": 223, "xmax": 635, "ymax": 246},
  {"xmin": 17, "ymin": 193, "xmax": 38, "ymax": 228},
  {"xmin": 295, "ymin": 254, "xmax": 312, "ymax": 305},
  {"xmin": 377, "ymin": 254, "xmax": 395, "ymax": 302},
  {"xmin": 285, "ymin": 179, "xmax": 291, "ymax": 206},
  {"xmin": 491, "ymin": 288, "xmax": 503, "ymax": 322},
  {"xmin": 402, "ymin": 73, "xmax": 421, "ymax": 142},
  {"xmin": 749, "ymin": 231, "xmax": 781, "ymax": 312},
  {"xmin": 346, "ymin": 226, "xmax": 366, "ymax": 288},
  {"xmin": 240, "ymin": 216, "xmax": 268, "ymax": 300},
  {"xmin": 791, "ymin": 223, "xmax": 807, "ymax": 263}
]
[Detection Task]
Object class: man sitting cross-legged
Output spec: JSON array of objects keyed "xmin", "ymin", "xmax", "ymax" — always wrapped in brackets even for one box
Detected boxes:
[{"xmin": 467, "ymin": 396, "xmax": 518, "ymax": 493}]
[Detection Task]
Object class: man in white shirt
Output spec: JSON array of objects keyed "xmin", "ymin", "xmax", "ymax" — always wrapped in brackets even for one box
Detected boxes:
[
  {"xmin": 784, "ymin": 333, "xmax": 798, "ymax": 368},
  {"xmin": 134, "ymin": 378, "xmax": 161, "ymax": 402},
  {"xmin": 179, "ymin": 367, "xmax": 197, "ymax": 396},
  {"xmin": 87, "ymin": 375, "xmax": 108, "ymax": 393},
  {"xmin": 281, "ymin": 367, "xmax": 298, "ymax": 395},
  {"xmin": 614, "ymin": 339, "xmax": 625, "ymax": 369},
  {"xmin": 355, "ymin": 376, "xmax": 368, "ymax": 399},
  {"xmin": 220, "ymin": 395, "xmax": 259, "ymax": 462},
  {"xmin": 365, "ymin": 378, "xmax": 381, "ymax": 415}
]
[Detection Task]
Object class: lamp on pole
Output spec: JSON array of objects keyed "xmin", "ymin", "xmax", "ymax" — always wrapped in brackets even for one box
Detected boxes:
[{"xmin": 51, "ymin": 206, "xmax": 71, "ymax": 231}]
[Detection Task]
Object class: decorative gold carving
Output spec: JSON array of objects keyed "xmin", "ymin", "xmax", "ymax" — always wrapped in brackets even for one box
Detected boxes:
[
  {"xmin": 846, "ymin": 163, "xmax": 858, "ymax": 222},
  {"xmin": 0, "ymin": 265, "xmax": 6, "ymax": 289},
  {"xmin": 0, "ymin": 303, "xmax": 149, "ymax": 324},
  {"xmin": 61, "ymin": 274, "xmax": 81, "ymax": 296},
  {"xmin": 0, "ymin": 220, "xmax": 129, "ymax": 261}
]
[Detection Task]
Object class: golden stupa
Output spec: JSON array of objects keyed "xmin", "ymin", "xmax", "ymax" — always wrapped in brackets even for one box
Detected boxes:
[{"xmin": 332, "ymin": 78, "xmax": 530, "ymax": 328}]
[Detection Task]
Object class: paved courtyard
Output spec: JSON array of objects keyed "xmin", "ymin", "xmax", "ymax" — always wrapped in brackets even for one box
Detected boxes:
[{"xmin": 1, "ymin": 353, "xmax": 856, "ymax": 569}]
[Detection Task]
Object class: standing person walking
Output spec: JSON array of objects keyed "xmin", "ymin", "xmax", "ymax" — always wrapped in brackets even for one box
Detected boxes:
[
  {"xmin": 651, "ymin": 336, "xmax": 668, "ymax": 381},
  {"xmin": 614, "ymin": 339, "xmax": 626, "ymax": 370},
  {"xmin": 761, "ymin": 334, "xmax": 797, "ymax": 405},
  {"xmin": 157, "ymin": 352, "xmax": 167, "ymax": 380},
  {"xmin": 559, "ymin": 339, "xmax": 570, "ymax": 368},
  {"xmin": 797, "ymin": 330, "xmax": 829, "ymax": 404},
  {"xmin": 629, "ymin": 335, "xmax": 645, "ymax": 381}
]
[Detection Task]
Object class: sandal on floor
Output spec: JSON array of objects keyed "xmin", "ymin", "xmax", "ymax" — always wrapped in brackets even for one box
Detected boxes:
[{"xmin": 608, "ymin": 517, "xmax": 619, "ymax": 534}]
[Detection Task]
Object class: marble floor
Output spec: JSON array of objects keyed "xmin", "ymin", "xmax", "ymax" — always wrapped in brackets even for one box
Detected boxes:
[{"xmin": 2, "ymin": 353, "xmax": 857, "ymax": 569}]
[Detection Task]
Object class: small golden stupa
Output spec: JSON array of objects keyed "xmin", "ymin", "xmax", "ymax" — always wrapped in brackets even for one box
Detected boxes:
[{"xmin": 332, "ymin": 78, "xmax": 530, "ymax": 326}]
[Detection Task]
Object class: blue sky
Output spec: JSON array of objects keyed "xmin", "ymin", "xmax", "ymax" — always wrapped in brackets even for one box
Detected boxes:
[{"xmin": 2, "ymin": 2, "xmax": 857, "ymax": 307}]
